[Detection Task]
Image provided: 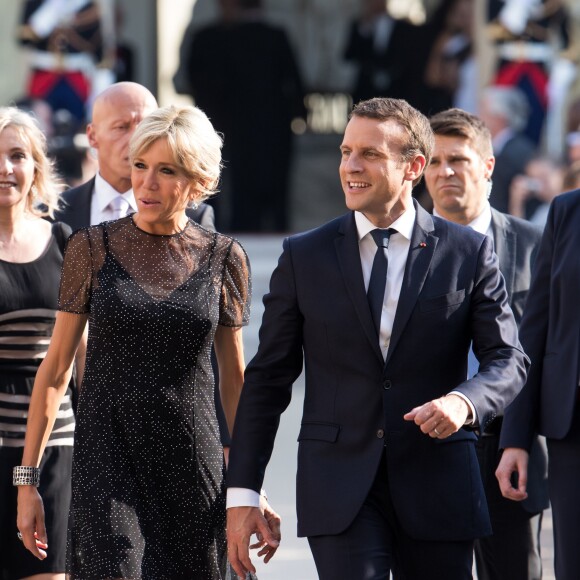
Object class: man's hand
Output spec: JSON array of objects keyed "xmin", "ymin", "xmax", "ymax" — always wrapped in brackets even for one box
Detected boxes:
[
  {"xmin": 495, "ymin": 447, "xmax": 529, "ymax": 501},
  {"xmin": 403, "ymin": 394, "xmax": 470, "ymax": 438},
  {"xmin": 250, "ymin": 496, "xmax": 281, "ymax": 564},
  {"xmin": 227, "ymin": 506, "xmax": 280, "ymax": 579}
]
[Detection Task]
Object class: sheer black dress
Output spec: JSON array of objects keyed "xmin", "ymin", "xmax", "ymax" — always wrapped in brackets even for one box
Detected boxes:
[{"xmin": 58, "ymin": 216, "xmax": 251, "ymax": 579}]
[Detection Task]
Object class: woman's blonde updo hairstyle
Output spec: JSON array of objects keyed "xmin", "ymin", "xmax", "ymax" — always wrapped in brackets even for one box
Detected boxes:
[
  {"xmin": 129, "ymin": 105, "xmax": 223, "ymax": 202},
  {"xmin": 0, "ymin": 106, "xmax": 64, "ymax": 217}
]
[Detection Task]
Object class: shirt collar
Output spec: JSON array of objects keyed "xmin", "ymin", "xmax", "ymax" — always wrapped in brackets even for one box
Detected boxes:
[
  {"xmin": 355, "ymin": 204, "xmax": 416, "ymax": 242},
  {"xmin": 94, "ymin": 172, "xmax": 137, "ymax": 213},
  {"xmin": 433, "ymin": 200, "xmax": 492, "ymax": 236}
]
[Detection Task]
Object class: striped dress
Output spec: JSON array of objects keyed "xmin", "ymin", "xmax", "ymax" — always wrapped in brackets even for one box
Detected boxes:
[
  {"xmin": 0, "ymin": 222, "xmax": 75, "ymax": 448},
  {"xmin": 0, "ymin": 221, "xmax": 76, "ymax": 577}
]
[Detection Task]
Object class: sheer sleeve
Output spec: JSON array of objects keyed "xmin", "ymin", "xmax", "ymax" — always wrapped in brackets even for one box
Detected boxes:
[
  {"xmin": 58, "ymin": 228, "xmax": 94, "ymax": 314},
  {"xmin": 219, "ymin": 240, "xmax": 251, "ymax": 327}
]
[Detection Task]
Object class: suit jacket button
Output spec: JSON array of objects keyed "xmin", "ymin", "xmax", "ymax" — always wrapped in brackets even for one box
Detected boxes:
[
  {"xmin": 383, "ymin": 380, "xmax": 392, "ymax": 390},
  {"xmin": 376, "ymin": 429, "xmax": 385, "ymax": 438}
]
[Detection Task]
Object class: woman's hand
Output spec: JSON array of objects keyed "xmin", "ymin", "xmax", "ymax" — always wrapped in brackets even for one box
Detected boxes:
[{"xmin": 17, "ymin": 486, "xmax": 49, "ymax": 559}]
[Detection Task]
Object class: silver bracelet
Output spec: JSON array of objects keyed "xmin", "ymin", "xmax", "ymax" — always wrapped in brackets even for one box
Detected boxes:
[{"xmin": 13, "ymin": 466, "xmax": 40, "ymax": 487}]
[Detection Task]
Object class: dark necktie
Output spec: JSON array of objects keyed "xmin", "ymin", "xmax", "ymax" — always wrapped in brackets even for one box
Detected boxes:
[{"xmin": 367, "ymin": 228, "xmax": 395, "ymax": 337}]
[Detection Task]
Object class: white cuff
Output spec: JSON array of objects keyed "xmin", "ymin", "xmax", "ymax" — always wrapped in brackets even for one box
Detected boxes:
[
  {"xmin": 448, "ymin": 391, "xmax": 477, "ymax": 425},
  {"xmin": 226, "ymin": 487, "xmax": 261, "ymax": 509}
]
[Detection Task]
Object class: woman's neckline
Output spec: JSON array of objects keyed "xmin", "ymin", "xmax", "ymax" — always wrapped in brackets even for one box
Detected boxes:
[
  {"xmin": 0, "ymin": 235, "xmax": 54, "ymax": 265},
  {"xmin": 0, "ymin": 218, "xmax": 55, "ymax": 264},
  {"xmin": 129, "ymin": 214, "xmax": 191, "ymax": 238}
]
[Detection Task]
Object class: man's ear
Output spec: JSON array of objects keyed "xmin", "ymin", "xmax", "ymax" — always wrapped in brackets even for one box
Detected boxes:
[
  {"xmin": 86, "ymin": 123, "xmax": 98, "ymax": 149},
  {"xmin": 484, "ymin": 155, "xmax": 495, "ymax": 181},
  {"xmin": 405, "ymin": 154, "xmax": 427, "ymax": 183}
]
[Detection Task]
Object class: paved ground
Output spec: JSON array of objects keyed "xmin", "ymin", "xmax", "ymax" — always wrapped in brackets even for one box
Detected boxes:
[{"xmin": 233, "ymin": 234, "xmax": 555, "ymax": 580}]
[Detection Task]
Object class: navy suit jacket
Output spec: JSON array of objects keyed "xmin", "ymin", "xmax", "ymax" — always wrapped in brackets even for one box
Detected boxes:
[
  {"xmin": 55, "ymin": 177, "xmax": 216, "ymax": 232},
  {"xmin": 490, "ymin": 210, "xmax": 548, "ymax": 514},
  {"xmin": 501, "ymin": 189, "xmax": 580, "ymax": 450},
  {"xmin": 228, "ymin": 202, "xmax": 528, "ymax": 540},
  {"xmin": 490, "ymin": 210, "xmax": 541, "ymax": 325}
]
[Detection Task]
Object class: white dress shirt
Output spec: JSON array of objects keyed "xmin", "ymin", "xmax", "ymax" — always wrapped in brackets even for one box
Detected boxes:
[
  {"xmin": 355, "ymin": 208, "xmax": 415, "ymax": 359},
  {"xmin": 90, "ymin": 172, "xmax": 138, "ymax": 225},
  {"xmin": 433, "ymin": 201, "xmax": 493, "ymax": 238},
  {"xmin": 362, "ymin": 207, "xmax": 476, "ymax": 423},
  {"xmin": 465, "ymin": 201, "xmax": 493, "ymax": 238},
  {"xmin": 227, "ymin": 207, "xmax": 416, "ymax": 509}
]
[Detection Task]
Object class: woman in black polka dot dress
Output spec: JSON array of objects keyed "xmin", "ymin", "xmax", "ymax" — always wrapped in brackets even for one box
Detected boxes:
[{"xmin": 17, "ymin": 106, "xmax": 252, "ymax": 579}]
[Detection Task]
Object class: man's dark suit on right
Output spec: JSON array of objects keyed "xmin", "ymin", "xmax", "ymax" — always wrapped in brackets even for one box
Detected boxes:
[{"xmin": 498, "ymin": 189, "xmax": 580, "ymax": 580}]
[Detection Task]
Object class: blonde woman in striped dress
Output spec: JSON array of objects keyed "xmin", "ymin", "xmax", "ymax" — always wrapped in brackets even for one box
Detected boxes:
[{"xmin": 0, "ymin": 106, "xmax": 86, "ymax": 580}]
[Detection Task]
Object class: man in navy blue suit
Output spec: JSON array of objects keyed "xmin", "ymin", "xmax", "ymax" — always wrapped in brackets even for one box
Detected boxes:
[
  {"xmin": 497, "ymin": 189, "xmax": 580, "ymax": 579},
  {"xmin": 226, "ymin": 98, "xmax": 528, "ymax": 579}
]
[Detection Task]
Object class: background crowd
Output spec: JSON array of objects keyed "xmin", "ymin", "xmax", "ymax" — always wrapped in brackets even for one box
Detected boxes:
[{"xmin": 1, "ymin": 0, "xmax": 579, "ymax": 234}]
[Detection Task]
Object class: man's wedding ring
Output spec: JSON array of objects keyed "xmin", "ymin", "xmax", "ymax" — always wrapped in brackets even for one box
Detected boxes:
[{"xmin": 434, "ymin": 427, "xmax": 441, "ymax": 436}]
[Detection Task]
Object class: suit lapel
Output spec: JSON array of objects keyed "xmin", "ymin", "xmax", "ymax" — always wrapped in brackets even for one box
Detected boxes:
[
  {"xmin": 386, "ymin": 203, "xmax": 438, "ymax": 367},
  {"xmin": 62, "ymin": 178, "xmax": 95, "ymax": 231},
  {"xmin": 335, "ymin": 213, "xmax": 384, "ymax": 364},
  {"xmin": 81, "ymin": 179, "xmax": 95, "ymax": 227},
  {"xmin": 490, "ymin": 209, "xmax": 515, "ymax": 299}
]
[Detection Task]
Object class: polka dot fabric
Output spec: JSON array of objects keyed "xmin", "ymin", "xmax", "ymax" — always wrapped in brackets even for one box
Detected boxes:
[{"xmin": 58, "ymin": 216, "xmax": 251, "ymax": 579}]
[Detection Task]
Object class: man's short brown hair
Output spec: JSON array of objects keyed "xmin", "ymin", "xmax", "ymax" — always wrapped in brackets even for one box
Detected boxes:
[
  {"xmin": 429, "ymin": 108, "xmax": 493, "ymax": 160},
  {"xmin": 352, "ymin": 98, "xmax": 434, "ymax": 171}
]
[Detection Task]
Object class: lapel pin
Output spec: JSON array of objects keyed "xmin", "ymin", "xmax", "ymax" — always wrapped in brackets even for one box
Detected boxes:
[{"xmin": 419, "ymin": 242, "xmax": 427, "ymax": 248}]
